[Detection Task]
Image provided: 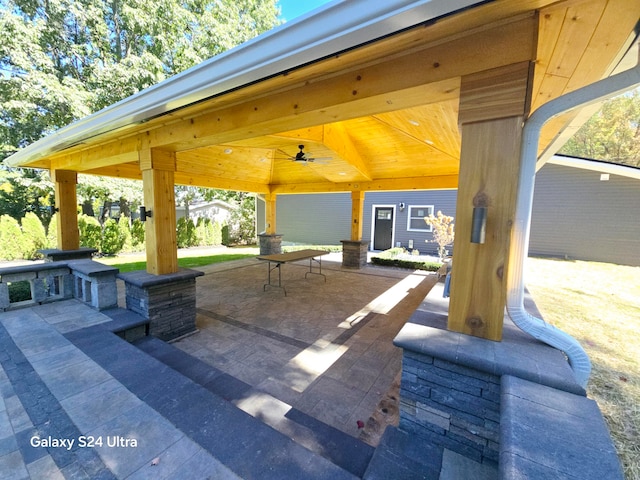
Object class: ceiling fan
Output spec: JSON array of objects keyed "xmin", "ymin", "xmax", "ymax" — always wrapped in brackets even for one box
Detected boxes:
[{"xmin": 278, "ymin": 145, "xmax": 331, "ymax": 165}]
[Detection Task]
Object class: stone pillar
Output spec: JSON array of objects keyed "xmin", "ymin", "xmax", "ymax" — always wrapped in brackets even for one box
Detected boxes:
[
  {"xmin": 38, "ymin": 248, "xmax": 97, "ymax": 263},
  {"xmin": 341, "ymin": 240, "xmax": 369, "ymax": 268},
  {"xmin": 258, "ymin": 233, "xmax": 282, "ymax": 255},
  {"xmin": 118, "ymin": 268, "xmax": 204, "ymax": 341}
]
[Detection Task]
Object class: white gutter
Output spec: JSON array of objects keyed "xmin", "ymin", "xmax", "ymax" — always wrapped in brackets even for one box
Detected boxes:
[
  {"xmin": 6, "ymin": 0, "xmax": 484, "ymax": 168},
  {"xmin": 506, "ymin": 59, "xmax": 640, "ymax": 389}
]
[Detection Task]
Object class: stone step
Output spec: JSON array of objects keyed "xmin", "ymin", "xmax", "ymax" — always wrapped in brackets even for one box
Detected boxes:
[
  {"xmin": 134, "ymin": 336, "xmax": 375, "ymax": 477},
  {"xmin": 363, "ymin": 426, "xmax": 442, "ymax": 480},
  {"xmin": 64, "ymin": 326, "xmax": 358, "ymax": 479}
]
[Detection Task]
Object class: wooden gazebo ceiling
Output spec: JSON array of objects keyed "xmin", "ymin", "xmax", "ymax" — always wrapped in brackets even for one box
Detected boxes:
[{"xmin": 31, "ymin": 0, "xmax": 639, "ymax": 195}]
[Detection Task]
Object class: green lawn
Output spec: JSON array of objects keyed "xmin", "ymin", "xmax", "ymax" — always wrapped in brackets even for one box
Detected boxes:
[
  {"xmin": 525, "ymin": 257, "xmax": 640, "ymax": 480},
  {"xmin": 100, "ymin": 247, "xmax": 258, "ymax": 272}
]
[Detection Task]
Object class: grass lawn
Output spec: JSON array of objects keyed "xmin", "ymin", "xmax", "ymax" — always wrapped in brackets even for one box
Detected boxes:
[
  {"xmin": 99, "ymin": 246, "xmax": 258, "ymax": 272},
  {"xmin": 525, "ymin": 257, "xmax": 640, "ymax": 480}
]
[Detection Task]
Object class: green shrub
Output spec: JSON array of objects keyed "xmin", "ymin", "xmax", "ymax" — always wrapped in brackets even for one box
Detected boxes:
[
  {"xmin": 21, "ymin": 212, "xmax": 47, "ymax": 259},
  {"xmin": 78, "ymin": 215, "xmax": 102, "ymax": 250},
  {"xmin": 118, "ymin": 216, "xmax": 134, "ymax": 252},
  {"xmin": 371, "ymin": 247, "xmax": 442, "ymax": 271},
  {"xmin": 0, "ymin": 215, "xmax": 27, "ymax": 260},
  {"xmin": 101, "ymin": 218, "xmax": 126, "ymax": 255},
  {"xmin": 221, "ymin": 224, "xmax": 230, "ymax": 246},
  {"xmin": 212, "ymin": 220, "xmax": 222, "ymax": 245},
  {"xmin": 46, "ymin": 213, "xmax": 58, "ymax": 248},
  {"xmin": 176, "ymin": 217, "xmax": 197, "ymax": 248},
  {"xmin": 8, "ymin": 281, "xmax": 32, "ymax": 303},
  {"xmin": 131, "ymin": 218, "xmax": 145, "ymax": 247}
]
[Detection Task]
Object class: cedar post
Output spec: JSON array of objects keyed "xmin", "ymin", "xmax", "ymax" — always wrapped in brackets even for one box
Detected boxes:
[
  {"xmin": 265, "ymin": 193, "xmax": 277, "ymax": 234},
  {"xmin": 140, "ymin": 148, "xmax": 178, "ymax": 275},
  {"xmin": 447, "ymin": 62, "xmax": 534, "ymax": 341},
  {"xmin": 351, "ymin": 191, "xmax": 365, "ymax": 241},
  {"xmin": 51, "ymin": 169, "xmax": 80, "ymax": 250}
]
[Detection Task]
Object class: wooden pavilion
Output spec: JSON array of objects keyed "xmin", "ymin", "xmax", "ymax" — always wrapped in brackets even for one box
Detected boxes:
[{"xmin": 7, "ymin": 0, "xmax": 640, "ymax": 343}]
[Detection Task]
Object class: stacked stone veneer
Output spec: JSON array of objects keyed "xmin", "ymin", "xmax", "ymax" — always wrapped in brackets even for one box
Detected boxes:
[
  {"xmin": 399, "ymin": 350, "xmax": 500, "ymax": 465},
  {"xmin": 258, "ymin": 233, "xmax": 282, "ymax": 255},
  {"xmin": 340, "ymin": 240, "xmax": 369, "ymax": 268},
  {"xmin": 119, "ymin": 269, "xmax": 203, "ymax": 342},
  {"xmin": 393, "ymin": 281, "xmax": 585, "ymax": 470}
]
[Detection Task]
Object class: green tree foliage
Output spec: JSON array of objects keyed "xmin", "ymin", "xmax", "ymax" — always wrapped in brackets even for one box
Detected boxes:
[
  {"xmin": 560, "ymin": 89, "xmax": 640, "ymax": 167},
  {"xmin": 78, "ymin": 214, "xmax": 102, "ymax": 250},
  {"xmin": 46, "ymin": 213, "xmax": 58, "ymax": 248},
  {"xmin": 177, "ymin": 217, "xmax": 198, "ymax": 248},
  {"xmin": 0, "ymin": 214, "xmax": 27, "ymax": 260},
  {"xmin": 1, "ymin": 0, "xmax": 280, "ymax": 155},
  {"xmin": 131, "ymin": 218, "xmax": 145, "ymax": 247},
  {"xmin": 0, "ymin": 0, "xmax": 280, "ymax": 222},
  {"xmin": 101, "ymin": 218, "xmax": 125, "ymax": 255},
  {"xmin": 21, "ymin": 212, "xmax": 47, "ymax": 259}
]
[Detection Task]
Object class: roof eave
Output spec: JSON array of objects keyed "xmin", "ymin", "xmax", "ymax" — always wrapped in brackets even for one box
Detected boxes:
[{"xmin": 6, "ymin": 0, "xmax": 484, "ymax": 169}]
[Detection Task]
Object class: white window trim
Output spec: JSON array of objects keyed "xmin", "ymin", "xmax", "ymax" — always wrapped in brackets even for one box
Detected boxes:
[{"xmin": 407, "ymin": 205, "xmax": 434, "ymax": 232}]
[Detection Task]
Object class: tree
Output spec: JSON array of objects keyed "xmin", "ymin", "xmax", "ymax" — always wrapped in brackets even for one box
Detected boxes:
[
  {"xmin": 1, "ymin": 0, "xmax": 280, "ymax": 216},
  {"xmin": 560, "ymin": 88, "xmax": 640, "ymax": 167},
  {"xmin": 425, "ymin": 211, "xmax": 455, "ymax": 261}
]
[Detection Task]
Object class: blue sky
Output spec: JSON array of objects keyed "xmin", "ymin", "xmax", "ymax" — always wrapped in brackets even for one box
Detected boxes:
[{"xmin": 278, "ymin": 0, "xmax": 334, "ymax": 21}]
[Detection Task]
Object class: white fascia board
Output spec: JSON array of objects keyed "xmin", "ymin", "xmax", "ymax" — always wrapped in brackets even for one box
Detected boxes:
[
  {"xmin": 548, "ymin": 155, "xmax": 640, "ymax": 180},
  {"xmin": 6, "ymin": 0, "xmax": 484, "ymax": 168}
]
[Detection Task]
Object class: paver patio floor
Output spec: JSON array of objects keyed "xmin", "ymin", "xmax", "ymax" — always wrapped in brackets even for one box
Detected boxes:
[
  {"xmin": 1, "ymin": 253, "xmax": 442, "ymax": 478},
  {"xmin": 172, "ymin": 255, "xmax": 438, "ymax": 441}
]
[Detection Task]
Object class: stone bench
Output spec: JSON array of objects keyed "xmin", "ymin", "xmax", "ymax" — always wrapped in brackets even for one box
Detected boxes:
[
  {"xmin": 500, "ymin": 375, "xmax": 622, "ymax": 479},
  {"xmin": 68, "ymin": 260, "xmax": 119, "ymax": 310},
  {"xmin": 0, "ymin": 261, "xmax": 73, "ymax": 310}
]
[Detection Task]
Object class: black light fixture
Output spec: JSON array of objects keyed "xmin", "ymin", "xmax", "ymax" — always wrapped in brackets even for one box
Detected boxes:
[
  {"xmin": 470, "ymin": 206, "xmax": 487, "ymax": 244},
  {"xmin": 139, "ymin": 206, "xmax": 153, "ymax": 222},
  {"xmin": 50, "ymin": 206, "xmax": 59, "ymax": 214}
]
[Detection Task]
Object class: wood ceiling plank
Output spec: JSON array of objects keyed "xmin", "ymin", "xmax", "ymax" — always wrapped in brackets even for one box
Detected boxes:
[{"xmin": 322, "ymin": 122, "xmax": 372, "ymax": 180}]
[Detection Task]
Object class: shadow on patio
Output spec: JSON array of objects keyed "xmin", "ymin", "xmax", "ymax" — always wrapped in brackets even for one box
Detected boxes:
[{"xmin": 168, "ymin": 256, "xmax": 437, "ymax": 443}]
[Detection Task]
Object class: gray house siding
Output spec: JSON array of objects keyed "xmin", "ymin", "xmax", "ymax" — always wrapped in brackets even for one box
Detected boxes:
[
  {"xmin": 270, "ymin": 190, "xmax": 457, "ymax": 255},
  {"xmin": 259, "ymin": 158, "xmax": 639, "ymax": 266},
  {"xmin": 274, "ymin": 193, "xmax": 352, "ymax": 244},
  {"xmin": 529, "ymin": 163, "xmax": 640, "ymax": 266}
]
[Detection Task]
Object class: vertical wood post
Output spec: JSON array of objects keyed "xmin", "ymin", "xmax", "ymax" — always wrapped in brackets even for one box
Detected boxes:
[
  {"xmin": 140, "ymin": 148, "xmax": 178, "ymax": 275},
  {"xmin": 351, "ymin": 191, "xmax": 365, "ymax": 241},
  {"xmin": 265, "ymin": 193, "xmax": 277, "ymax": 234},
  {"xmin": 448, "ymin": 62, "xmax": 534, "ymax": 341},
  {"xmin": 51, "ymin": 169, "xmax": 79, "ymax": 250}
]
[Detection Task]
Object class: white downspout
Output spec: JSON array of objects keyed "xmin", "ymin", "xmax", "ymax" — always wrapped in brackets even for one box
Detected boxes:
[{"xmin": 506, "ymin": 61, "xmax": 640, "ymax": 389}]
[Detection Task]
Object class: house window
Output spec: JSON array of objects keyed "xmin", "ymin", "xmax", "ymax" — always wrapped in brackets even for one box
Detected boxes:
[{"xmin": 407, "ymin": 205, "xmax": 434, "ymax": 232}]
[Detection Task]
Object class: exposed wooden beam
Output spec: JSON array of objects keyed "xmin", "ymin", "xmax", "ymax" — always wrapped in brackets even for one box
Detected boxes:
[
  {"xmin": 351, "ymin": 191, "xmax": 365, "ymax": 241},
  {"xmin": 145, "ymin": 14, "xmax": 537, "ymax": 152},
  {"xmin": 270, "ymin": 174, "xmax": 458, "ymax": 194},
  {"xmin": 173, "ymin": 172, "xmax": 270, "ymax": 193}
]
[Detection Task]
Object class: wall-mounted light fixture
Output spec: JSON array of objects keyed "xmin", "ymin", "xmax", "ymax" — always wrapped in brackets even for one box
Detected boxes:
[
  {"xmin": 50, "ymin": 206, "xmax": 59, "ymax": 214},
  {"xmin": 139, "ymin": 206, "xmax": 153, "ymax": 222},
  {"xmin": 470, "ymin": 206, "xmax": 487, "ymax": 244},
  {"xmin": 399, "ymin": 202, "xmax": 406, "ymax": 211}
]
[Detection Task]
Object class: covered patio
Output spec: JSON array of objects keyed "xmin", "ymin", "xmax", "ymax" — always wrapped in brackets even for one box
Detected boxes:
[{"xmin": 4, "ymin": 0, "xmax": 640, "ymax": 478}]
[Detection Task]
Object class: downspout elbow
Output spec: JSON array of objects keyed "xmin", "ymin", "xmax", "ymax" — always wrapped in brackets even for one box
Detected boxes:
[{"xmin": 506, "ymin": 62, "xmax": 640, "ymax": 389}]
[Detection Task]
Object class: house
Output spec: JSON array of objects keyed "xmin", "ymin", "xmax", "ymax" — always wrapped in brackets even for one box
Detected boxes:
[
  {"xmin": 261, "ymin": 155, "xmax": 640, "ymax": 266},
  {"xmin": 176, "ymin": 199, "xmax": 236, "ymax": 224}
]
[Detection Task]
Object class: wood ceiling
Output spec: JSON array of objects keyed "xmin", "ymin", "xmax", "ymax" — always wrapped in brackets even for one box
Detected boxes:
[{"xmin": 23, "ymin": 0, "xmax": 640, "ymax": 195}]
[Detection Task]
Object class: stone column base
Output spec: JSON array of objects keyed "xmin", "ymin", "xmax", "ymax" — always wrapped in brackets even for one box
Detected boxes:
[
  {"xmin": 340, "ymin": 240, "xmax": 369, "ymax": 268},
  {"xmin": 258, "ymin": 234, "xmax": 283, "ymax": 255},
  {"xmin": 118, "ymin": 268, "xmax": 204, "ymax": 341}
]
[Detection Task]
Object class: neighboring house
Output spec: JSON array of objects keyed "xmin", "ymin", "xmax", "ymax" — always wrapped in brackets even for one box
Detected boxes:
[
  {"xmin": 176, "ymin": 200, "xmax": 236, "ymax": 224},
  {"xmin": 259, "ymin": 155, "xmax": 640, "ymax": 266}
]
